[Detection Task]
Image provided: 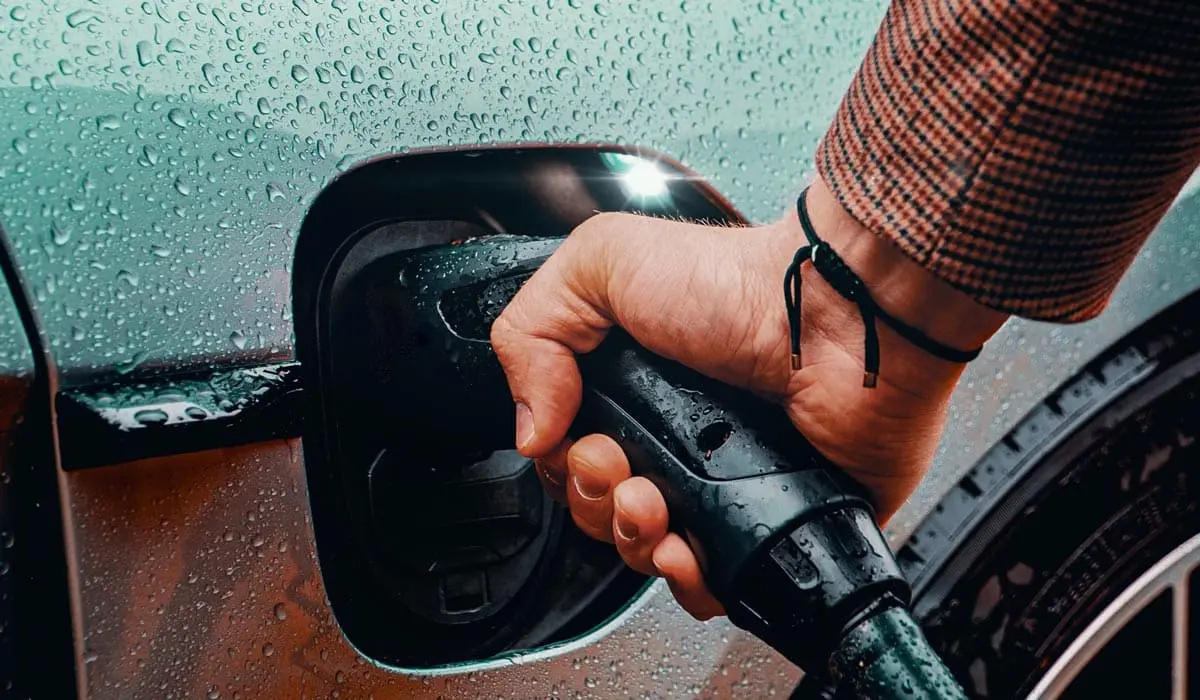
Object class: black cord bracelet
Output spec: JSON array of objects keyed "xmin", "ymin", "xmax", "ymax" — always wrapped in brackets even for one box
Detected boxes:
[{"xmin": 784, "ymin": 188, "xmax": 983, "ymax": 388}]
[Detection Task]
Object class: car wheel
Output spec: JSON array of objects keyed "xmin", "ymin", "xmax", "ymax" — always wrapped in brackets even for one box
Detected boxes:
[
  {"xmin": 794, "ymin": 289, "xmax": 1200, "ymax": 699},
  {"xmin": 903, "ymin": 289, "xmax": 1200, "ymax": 698}
]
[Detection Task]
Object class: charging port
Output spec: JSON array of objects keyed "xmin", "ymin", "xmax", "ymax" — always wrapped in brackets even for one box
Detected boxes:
[{"xmin": 292, "ymin": 146, "xmax": 744, "ymax": 669}]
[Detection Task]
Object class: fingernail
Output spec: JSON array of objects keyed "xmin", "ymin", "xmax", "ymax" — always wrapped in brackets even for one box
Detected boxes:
[
  {"xmin": 651, "ymin": 548, "xmax": 667, "ymax": 576},
  {"xmin": 573, "ymin": 470, "xmax": 609, "ymax": 500},
  {"xmin": 515, "ymin": 402, "xmax": 534, "ymax": 450},
  {"xmin": 615, "ymin": 511, "xmax": 639, "ymax": 541}
]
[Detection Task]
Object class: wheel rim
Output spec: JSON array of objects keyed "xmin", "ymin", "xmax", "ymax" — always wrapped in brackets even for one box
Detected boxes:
[{"xmin": 1028, "ymin": 531, "xmax": 1200, "ymax": 699}]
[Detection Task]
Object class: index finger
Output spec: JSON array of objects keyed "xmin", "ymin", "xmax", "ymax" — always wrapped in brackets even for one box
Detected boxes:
[{"xmin": 490, "ymin": 227, "xmax": 615, "ymax": 456}]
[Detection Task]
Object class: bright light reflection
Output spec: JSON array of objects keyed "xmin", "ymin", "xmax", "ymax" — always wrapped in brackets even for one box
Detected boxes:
[{"xmin": 621, "ymin": 159, "xmax": 669, "ymax": 198}]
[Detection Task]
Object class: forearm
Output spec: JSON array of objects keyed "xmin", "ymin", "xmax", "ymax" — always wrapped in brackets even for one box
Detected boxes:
[{"xmin": 817, "ymin": 0, "xmax": 1200, "ymax": 322}]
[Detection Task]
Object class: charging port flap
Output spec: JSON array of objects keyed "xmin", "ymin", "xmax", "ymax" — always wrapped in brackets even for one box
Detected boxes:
[{"xmin": 291, "ymin": 146, "xmax": 744, "ymax": 669}]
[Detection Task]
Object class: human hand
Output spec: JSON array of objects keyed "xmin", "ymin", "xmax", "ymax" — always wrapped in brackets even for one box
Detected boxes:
[{"xmin": 490, "ymin": 176, "xmax": 1007, "ymax": 620}]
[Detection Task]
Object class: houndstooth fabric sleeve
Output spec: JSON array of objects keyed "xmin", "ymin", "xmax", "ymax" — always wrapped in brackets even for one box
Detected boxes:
[{"xmin": 816, "ymin": 0, "xmax": 1200, "ymax": 322}]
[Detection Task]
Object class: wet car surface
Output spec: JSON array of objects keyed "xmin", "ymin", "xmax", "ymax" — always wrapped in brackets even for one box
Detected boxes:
[{"xmin": 2, "ymin": 1, "xmax": 1199, "ymax": 697}]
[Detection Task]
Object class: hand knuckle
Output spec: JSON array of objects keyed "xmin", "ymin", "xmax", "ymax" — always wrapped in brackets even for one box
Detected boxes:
[
  {"xmin": 566, "ymin": 213, "xmax": 621, "ymax": 258},
  {"xmin": 489, "ymin": 313, "xmax": 520, "ymax": 358},
  {"xmin": 572, "ymin": 212, "xmax": 617, "ymax": 240}
]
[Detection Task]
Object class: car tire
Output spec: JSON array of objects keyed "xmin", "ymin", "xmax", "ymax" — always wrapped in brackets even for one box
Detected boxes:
[{"xmin": 794, "ymin": 289, "xmax": 1200, "ymax": 699}]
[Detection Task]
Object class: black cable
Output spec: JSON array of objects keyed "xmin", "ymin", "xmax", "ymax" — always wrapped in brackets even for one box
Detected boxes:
[{"xmin": 784, "ymin": 188, "xmax": 983, "ymax": 387}]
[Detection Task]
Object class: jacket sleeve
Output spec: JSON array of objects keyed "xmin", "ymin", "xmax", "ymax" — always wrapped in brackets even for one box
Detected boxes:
[{"xmin": 816, "ymin": 0, "xmax": 1200, "ymax": 322}]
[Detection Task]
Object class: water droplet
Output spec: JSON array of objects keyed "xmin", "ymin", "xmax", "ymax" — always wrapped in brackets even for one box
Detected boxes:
[
  {"xmin": 273, "ymin": 603, "xmax": 288, "ymax": 620},
  {"xmin": 136, "ymin": 40, "xmax": 155, "ymax": 67},
  {"xmin": 173, "ymin": 178, "xmax": 191, "ymax": 196},
  {"xmin": 291, "ymin": 65, "xmax": 310, "ymax": 83},
  {"xmin": 185, "ymin": 406, "xmax": 208, "ymax": 420},
  {"xmin": 265, "ymin": 182, "xmax": 284, "ymax": 201},
  {"xmin": 51, "ymin": 222, "xmax": 71, "ymax": 246},
  {"xmin": 229, "ymin": 330, "xmax": 248, "ymax": 350},
  {"xmin": 134, "ymin": 409, "xmax": 169, "ymax": 425},
  {"xmin": 167, "ymin": 108, "xmax": 189, "ymax": 129},
  {"xmin": 378, "ymin": 66, "xmax": 394, "ymax": 80},
  {"xmin": 96, "ymin": 114, "xmax": 121, "ymax": 131},
  {"xmin": 252, "ymin": 42, "xmax": 267, "ymax": 55},
  {"xmin": 262, "ymin": 642, "xmax": 275, "ymax": 657},
  {"xmin": 116, "ymin": 351, "xmax": 150, "ymax": 375},
  {"xmin": 11, "ymin": 137, "xmax": 29, "ymax": 156},
  {"xmin": 252, "ymin": 534, "xmax": 265, "ymax": 547},
  {"xmin": 66, "ymin": 9, "xmax": 97, "ymax": 27},
  {"xmin": 116, "ymin": 269, "xmax": 140, "ymax": 288},
  {"xmin": 9, "ymin": 6, "xmax": 28, "ymax": 21},
  {"xmin": 256, "ymin": 97, "xmax": 271, "ymax": 115},
  {"xmin": 165, "ymin": 38, "xmax": 184, "ymax": 53}
]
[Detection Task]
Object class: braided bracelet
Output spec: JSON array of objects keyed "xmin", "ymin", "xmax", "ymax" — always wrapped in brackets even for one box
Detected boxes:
[{"xmin": 783, "ymin": 188, "xmax": 983, "ymax": 388}]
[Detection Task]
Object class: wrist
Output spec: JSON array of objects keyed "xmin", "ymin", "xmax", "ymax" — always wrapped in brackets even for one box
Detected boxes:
[
  {"xmin": 797, "ymin": 177, "xmax": 1009, "ymax": 351},
  {"xmin": 759, "ymin": 176, "xmax": 1009, "ymax": 400}
]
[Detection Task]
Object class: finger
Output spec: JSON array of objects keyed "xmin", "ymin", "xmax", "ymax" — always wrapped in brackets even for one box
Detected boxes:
[
  {"xmin": 652, "ymin": 533, "xmax": 726, "ymax": 620},
  {"xmin": 533, "ymin": 438, "xmax": 573, "ymax": 504},
  {"xmin": 490, "ymin": 233, "xmax": 614, "ymax": 459},
  {"xmin": 565, "ymin": 435, "xmax": 631, "ymax": 543},
  {"xmin": 611, "ymin": 477, "xmax": 670, "ymax": 575}
]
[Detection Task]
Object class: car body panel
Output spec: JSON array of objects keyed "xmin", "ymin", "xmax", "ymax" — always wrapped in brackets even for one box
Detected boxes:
[
  {"xmin": 2, "ymin": 0, "xmax": 1200, "ymax": 696},
  {"xmin": 0, "ymin": 278, "xmax": 31, "ymax": 431},
  {"xmin": 68, "ymin": 441, "xmax": 800, "ymax": 698},
  {"xmin": 0, "ymin": 0, "xmax": 880, "ymax": 376}
]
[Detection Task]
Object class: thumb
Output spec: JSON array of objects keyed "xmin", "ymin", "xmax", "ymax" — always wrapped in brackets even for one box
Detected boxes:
[{"xmin": 490, "ymin": 227, "xmax": 615, "ymax": 457}]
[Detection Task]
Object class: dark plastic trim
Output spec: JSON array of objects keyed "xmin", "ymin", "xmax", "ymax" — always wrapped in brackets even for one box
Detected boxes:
[
  {"xmin": 56, "ymin": 361, "xmax": 304, "ymax": 470},
  {"xmin": 0, "ymin": 220, "xmax": 79, "ymax": 698}
]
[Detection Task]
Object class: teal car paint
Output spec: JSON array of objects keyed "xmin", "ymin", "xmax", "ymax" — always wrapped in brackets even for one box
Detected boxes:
[{"xmin": 2, "ymin": 1, "xmax": 1199, "ymax": 697}]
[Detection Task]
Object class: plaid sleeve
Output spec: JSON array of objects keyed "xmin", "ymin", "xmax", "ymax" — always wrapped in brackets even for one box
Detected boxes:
[{"xmin": 816, "ymin": 0, "xmax": 1200, "ymax": 322}]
